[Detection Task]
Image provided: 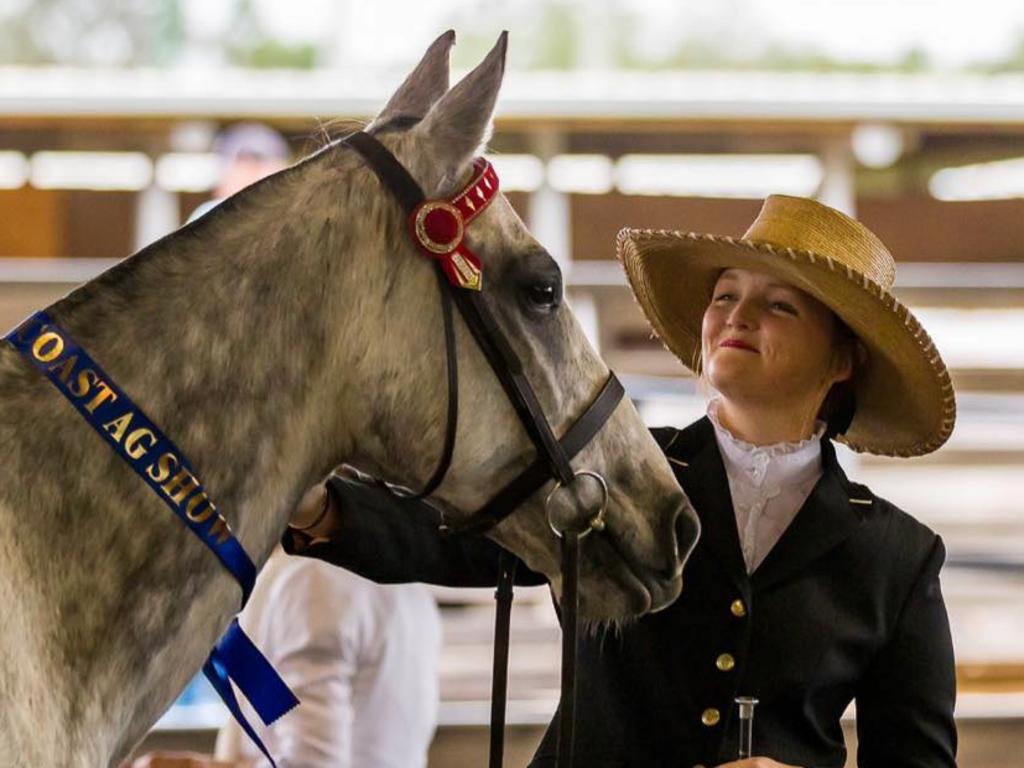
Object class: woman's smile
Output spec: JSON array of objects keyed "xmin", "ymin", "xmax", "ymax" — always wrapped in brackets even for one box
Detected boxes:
[{"xmin": 720, "ymin": 337, "xmax": 758, "ymax": 352}]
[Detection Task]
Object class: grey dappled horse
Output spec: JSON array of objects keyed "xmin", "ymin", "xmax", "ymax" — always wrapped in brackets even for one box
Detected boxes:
[{"xmin": 0, "ymin": 32, "xmax": 694, "ymax": 767}]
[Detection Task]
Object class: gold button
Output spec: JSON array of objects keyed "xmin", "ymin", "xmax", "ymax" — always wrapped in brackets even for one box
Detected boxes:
[
  {"xmin": 715, "ymin": 653, "xmax": 735, "ymax": 671},
  {"xmin": 701, "ymin": 707, "xmax": 721, "ymax": 726},
  {"xmin": 730, "ymin": 599, "xmax": 747, "ymax": 618}
]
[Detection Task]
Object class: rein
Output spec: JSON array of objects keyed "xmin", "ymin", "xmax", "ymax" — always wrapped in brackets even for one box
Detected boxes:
[{"xmin": 344, "ymin": 129, "xmax": 624, "ymax": 768}]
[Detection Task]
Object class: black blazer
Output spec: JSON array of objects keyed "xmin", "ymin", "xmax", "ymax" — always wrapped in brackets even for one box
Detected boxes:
[{"xmin": 290, "ymin": 417, "xmax": 957, "ymax": 768}]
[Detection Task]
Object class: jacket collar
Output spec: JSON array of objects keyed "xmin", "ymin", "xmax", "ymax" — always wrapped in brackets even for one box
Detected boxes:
[{"xmin": 665, "ymin": 417, "xmax": 867, "ymax": 593}]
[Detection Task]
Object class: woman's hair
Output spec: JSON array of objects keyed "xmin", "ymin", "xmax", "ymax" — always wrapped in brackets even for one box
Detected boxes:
[
  {"xmin": 819, "ymin": 317, "xmax": 865, "ymax": 439},
  {"xmin": 690, "ymin": 342, "xmax": 704, "ymax": 381}
]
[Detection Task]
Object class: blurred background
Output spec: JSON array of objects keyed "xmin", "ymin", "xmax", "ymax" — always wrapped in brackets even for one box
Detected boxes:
[{"xmin": 2, "ymin": 0, "xmax": 1023, "ymax": 766}]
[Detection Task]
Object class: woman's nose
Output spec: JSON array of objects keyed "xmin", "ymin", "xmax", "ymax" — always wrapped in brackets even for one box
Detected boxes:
[{"xmin": 726, "ymin": 299, "xmax": 757, "ymax": 328}]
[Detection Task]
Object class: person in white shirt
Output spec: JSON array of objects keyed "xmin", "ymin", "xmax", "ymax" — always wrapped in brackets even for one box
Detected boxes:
[
  {"xmin": 132, "ymin": 546, "xmax": 441, "ymax": 768},
  {"xmin": 214, "ymin": 546, "xmax": 442, "ymax": 768}
]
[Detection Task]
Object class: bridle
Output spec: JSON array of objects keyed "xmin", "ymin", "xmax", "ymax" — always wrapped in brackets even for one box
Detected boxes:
[{"xmin": 343, "ymin": 128, "xmax": 625, "ymax": 768}]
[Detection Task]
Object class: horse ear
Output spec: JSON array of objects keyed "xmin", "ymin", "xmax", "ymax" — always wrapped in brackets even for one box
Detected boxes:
[
  {"xmin": 375, "ymin": 30, "xmax": 456, "ymax": 124},
  {"xmin": 414, "ymin": 31, "xmax": 507, "ymax": 180}
]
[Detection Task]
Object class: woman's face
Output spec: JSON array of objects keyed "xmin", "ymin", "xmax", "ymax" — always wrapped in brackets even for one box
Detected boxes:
[{"xmin": 701, "ymin": 268, "xmax": 852, "ymax": 412}]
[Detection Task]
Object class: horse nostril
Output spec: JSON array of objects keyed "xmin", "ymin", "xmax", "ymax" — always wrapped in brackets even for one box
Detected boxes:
[
  {"xmin": 652, "ymin": 499, "xmax": 698, "ymax": 581},
  {"xmin": 673, "ymin": 501, "xmax": 701, "ymax": 567}
]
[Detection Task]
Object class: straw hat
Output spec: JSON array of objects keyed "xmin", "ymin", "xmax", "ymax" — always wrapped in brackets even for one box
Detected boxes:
[{"xmin": 617, "ymin": 195, "xmax": 956, "ymax": 457}]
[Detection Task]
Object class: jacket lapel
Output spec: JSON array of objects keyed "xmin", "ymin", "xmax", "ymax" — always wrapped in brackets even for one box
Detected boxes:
[
  {"xmin": 751, "ymin": 438, "xmax": 865, "ymax": 592},
  {"xmin": 664, "ymin": 418, "xmax": 867, "ymax": 596},
  {"xmin": 667, "ymin": 417, "xmax": 749, "ymax": 593}
]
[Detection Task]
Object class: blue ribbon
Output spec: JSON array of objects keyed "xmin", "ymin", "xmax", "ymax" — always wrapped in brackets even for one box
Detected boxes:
[
  {"xmin": 206, "ymin": 619, "xmax": 301, "ymax": 766},
  {"xmin": 6, "ymin": 311, "xmax": 299, "ymax": 765}
]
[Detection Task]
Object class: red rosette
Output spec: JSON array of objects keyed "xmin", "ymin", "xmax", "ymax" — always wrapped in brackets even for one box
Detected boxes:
[{"xmin": 405, "ymin": 157, "xmax": 498, "ymax": 291}]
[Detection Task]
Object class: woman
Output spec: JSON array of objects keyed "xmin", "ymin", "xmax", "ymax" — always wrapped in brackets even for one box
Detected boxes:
[{"xmin": 289, "ymin": 195, "xmax": 958, "ymax": 768}]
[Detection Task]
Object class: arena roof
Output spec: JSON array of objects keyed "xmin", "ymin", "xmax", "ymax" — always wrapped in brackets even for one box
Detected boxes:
[{"xmin": 4, "ymin": 67, "xmax": 1024, "ymax": 128}]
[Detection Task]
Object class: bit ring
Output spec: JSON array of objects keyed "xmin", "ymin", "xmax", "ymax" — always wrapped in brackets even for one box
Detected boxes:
[{"xmin": 545, "ymin": 470, "xmax": 609, "ymax": 539}]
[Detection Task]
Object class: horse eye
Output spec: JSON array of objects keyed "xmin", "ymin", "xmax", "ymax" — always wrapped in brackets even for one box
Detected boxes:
[{"xmin": 525, "ymin": 281, "xmax": 559, "ymax": 310}]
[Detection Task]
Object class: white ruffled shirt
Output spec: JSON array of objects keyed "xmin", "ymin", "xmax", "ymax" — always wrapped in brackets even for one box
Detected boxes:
[{"xmin": 707, "ymin": 399, "xmax": 826, "ymax": 574}]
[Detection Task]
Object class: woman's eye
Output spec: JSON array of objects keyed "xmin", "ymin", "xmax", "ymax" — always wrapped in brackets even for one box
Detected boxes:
[
  {"xmin": 713, "ymin": 293, "xmax": 734, "ymax": 302},
  {"xmin": 772, "ymin": 301, "xmax": 797, "ymax": 314}
]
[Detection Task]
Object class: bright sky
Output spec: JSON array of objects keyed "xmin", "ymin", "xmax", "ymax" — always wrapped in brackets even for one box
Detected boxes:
[
  {"xmin": 745, "ymin": 0, "xmax": 1024, "ymax": 67},
  {"xmin": 203, "ymin": 0, "xmax": 1024, "ymax": 70}
]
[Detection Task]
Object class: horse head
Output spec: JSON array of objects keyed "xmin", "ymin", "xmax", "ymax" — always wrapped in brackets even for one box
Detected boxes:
[{"xmin": 314, "ymin": 32, "xmax": 699, "ymax": 620}]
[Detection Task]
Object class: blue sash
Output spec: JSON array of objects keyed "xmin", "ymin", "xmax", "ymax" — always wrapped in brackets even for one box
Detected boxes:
[{"xmin": 5, "ymin": 311, "xmax": 299, "ymax": 766}]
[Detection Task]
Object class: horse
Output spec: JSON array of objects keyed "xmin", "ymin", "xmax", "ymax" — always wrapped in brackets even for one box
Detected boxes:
[{"xmin": 0, "ymin": 31, "xmax": 697, "ymax": 767}]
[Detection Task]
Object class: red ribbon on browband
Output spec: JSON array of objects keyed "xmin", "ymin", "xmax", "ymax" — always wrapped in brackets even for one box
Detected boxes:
[{"xmin": 408, "ymin": 158, "xmax": 499, "ymax": 291}]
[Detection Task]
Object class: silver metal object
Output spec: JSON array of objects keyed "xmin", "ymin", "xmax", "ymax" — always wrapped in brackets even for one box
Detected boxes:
[
  {"xmin": 545, "ymin": 470, "xmax": 608, "ymax": 538},
  {"xmin": 735, "ymin": 696, "xmax": 759, "ymax": 760}
]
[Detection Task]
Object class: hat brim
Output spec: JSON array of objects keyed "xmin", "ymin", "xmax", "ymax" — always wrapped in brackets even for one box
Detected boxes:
[{"xmin": 617, "ymin": 228, "xmax": 956, "ymax": 457}]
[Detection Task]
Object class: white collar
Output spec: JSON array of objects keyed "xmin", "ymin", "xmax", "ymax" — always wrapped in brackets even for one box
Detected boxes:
[{"xmin": 706, "ymin": 398, "xmax": 825, "ymax": 489}]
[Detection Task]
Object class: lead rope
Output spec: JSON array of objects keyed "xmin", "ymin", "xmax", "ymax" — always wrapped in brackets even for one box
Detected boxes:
[
  {"xmin": 485, "ymin": 540, "xmax": 581, "ymax": 768},
  {"xmin": 488, "ymin": 551, "xmax": 517, "ymax": 768},
  {"xmin": 557, "ymin": 533, "xmax": 581, "ymax": 768},
  {"xmin": 487, "ymin": 539, "xmax": 581, "ymax": 768}
]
